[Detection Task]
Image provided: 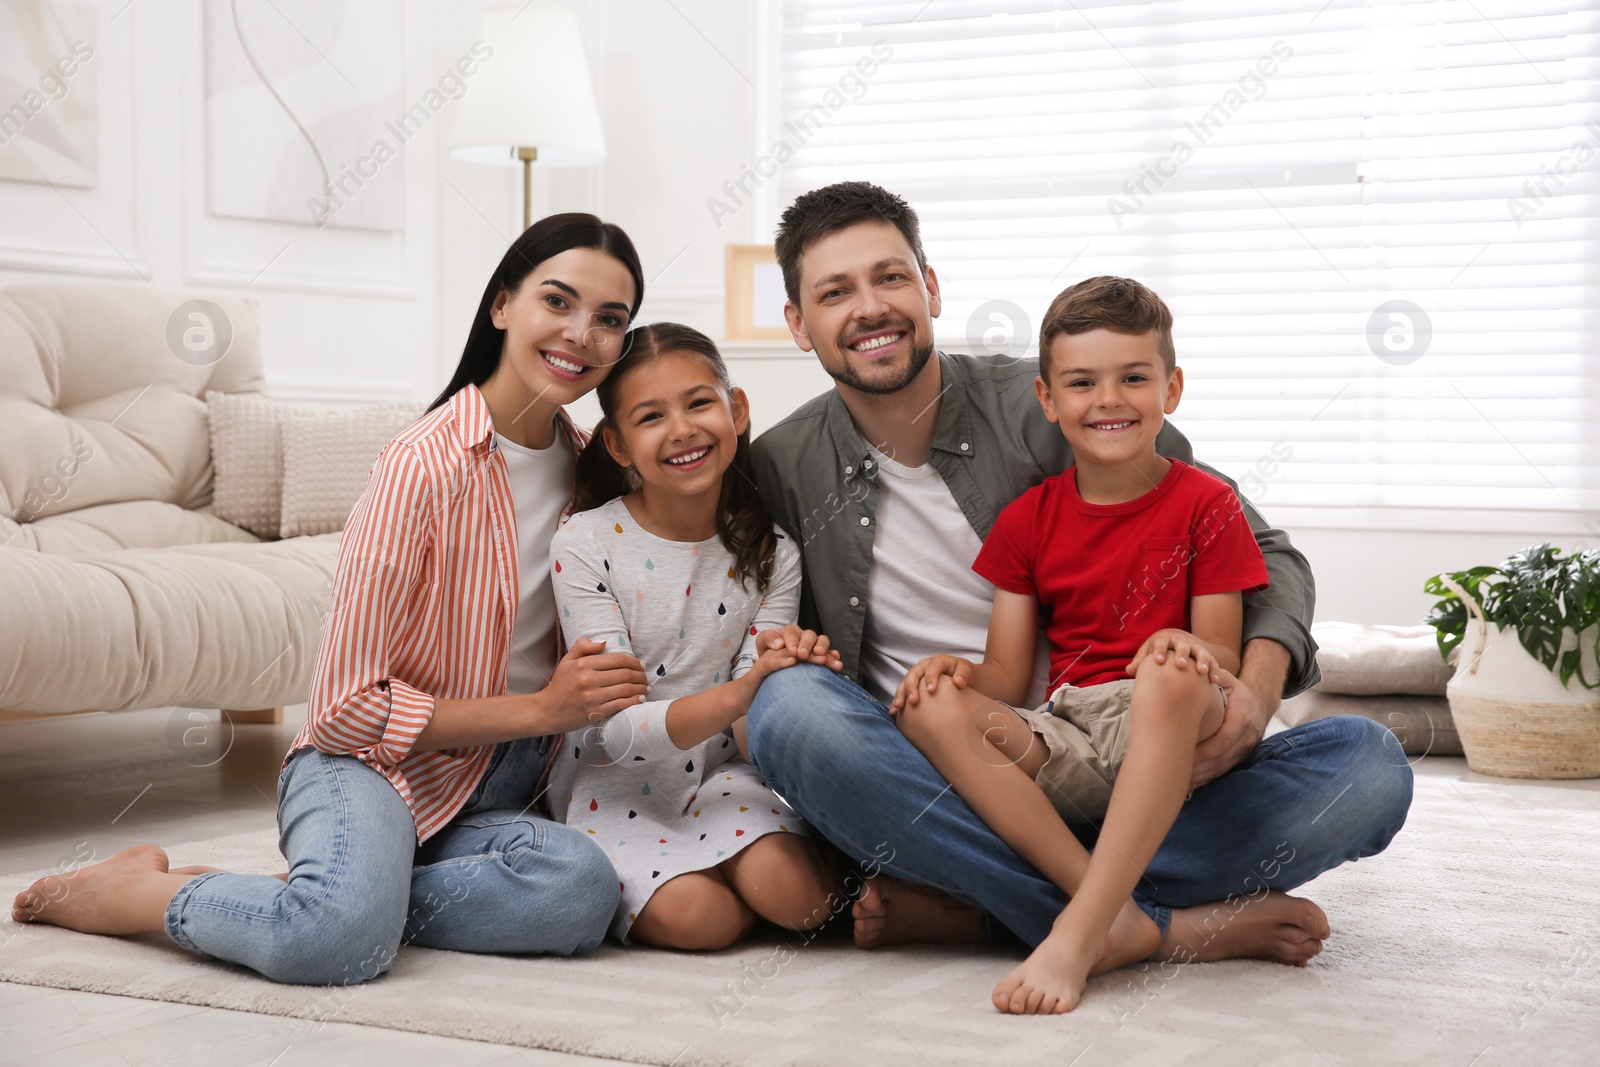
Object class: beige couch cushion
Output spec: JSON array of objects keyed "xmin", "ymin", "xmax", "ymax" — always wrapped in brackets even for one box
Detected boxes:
[
  {"xmin": 279, "ymin": 402, "xmax": 422, "ymax": 537},
  {"xmin": 1308, "ymin": 622, "xmax": 1453, "ymax": 696},
  {"xmin": 0, "ymin": 533, "xmax": 340, "ymax": 713},
  {"xmin": 1278, "ymin": 691, "xmax": 1463, "ymax": 757},
  {"xmin": 5, "ymin": 501, "xmax": 258, "ymax": 554},
  {"xmin": 206, "ymin": 390, "xmax": 289, "ymax": 539},
  {"xmin": 0, "ymin": 285, "xmax": 262, "ymax": 528}
]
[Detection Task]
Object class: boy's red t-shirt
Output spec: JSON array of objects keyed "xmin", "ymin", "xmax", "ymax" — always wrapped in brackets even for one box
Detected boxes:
[{"xmin": 973, "ymin": 460, "xmax": 1269, "ymax": 690}]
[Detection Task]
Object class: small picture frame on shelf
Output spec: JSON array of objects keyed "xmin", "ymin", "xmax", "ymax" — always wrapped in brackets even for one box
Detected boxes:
[{"xmin": 724, "ymin": 244, "xmax": 791, "ymax": 341}]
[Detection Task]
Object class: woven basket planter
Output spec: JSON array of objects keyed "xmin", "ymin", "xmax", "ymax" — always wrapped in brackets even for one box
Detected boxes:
[{"xmin": 1441, "ymin": 577, "xmax": 1600, "ymax": 779}]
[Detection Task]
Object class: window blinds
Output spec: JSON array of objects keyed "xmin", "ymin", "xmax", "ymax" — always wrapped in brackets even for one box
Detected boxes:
[{"xmin": 775, "ymin": 0, "xmax": 1599, "ymax": 529}]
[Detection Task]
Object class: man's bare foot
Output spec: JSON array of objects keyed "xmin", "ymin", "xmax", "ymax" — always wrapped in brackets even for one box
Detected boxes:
[
  {"xmin": 1156, "ymin": 891, "xmax": 1330, "ymax": 967},
  {"xmin": 852, "ymin": 874, "xmax": 985, "ymax": 949},
  {"xmin": 992, "ymin": 899, "xmax": 1160, "ymax": 1015},
  {"xmin": 11, "ymin": 844, "xmax": 195, "ymax": 936}
]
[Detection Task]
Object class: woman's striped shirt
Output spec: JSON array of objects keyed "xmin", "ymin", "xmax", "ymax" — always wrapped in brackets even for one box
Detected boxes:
[{"xmin": 289, "ymin": 384, "xmax": 582, "ymax": 842}]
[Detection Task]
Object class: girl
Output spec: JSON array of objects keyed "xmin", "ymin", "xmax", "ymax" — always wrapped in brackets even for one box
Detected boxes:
[
  {"xmin": 549, "ymin": 322, "xmax": 848, "ymax": 950},
  {"xmin": 12, "ymin": 214, "xmax": 653, "ymax": 984}
]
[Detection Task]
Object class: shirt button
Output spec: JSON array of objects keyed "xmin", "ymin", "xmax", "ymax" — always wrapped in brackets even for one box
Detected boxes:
[
  {"xmin": 960, "ymin": 442, "xmax": 970, "ymax": 452},
  {"xmin": 864, "ymin": 459, "xmax": 874, "ymax": 468},
  {"xmin": 845, "ymin": 465, "xmax": 853, "ymax": 475},
  {"xmin": 849, "ymin": 596, "xmax": 860, "ymax": 607},
  {"xmin": 858, "ymin": 516, "xmax": 870, "ymax": 526}
]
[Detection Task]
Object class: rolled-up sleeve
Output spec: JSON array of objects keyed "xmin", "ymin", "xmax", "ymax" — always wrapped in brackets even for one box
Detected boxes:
[{"xmin": 303, "ymin": 443, "xmax": 439, "ymax": 764}]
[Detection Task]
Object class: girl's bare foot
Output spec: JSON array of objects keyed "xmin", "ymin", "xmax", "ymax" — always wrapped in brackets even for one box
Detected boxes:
[
  {"xmin": 1157, "ymin": 891, "xmax": 1330, "ymax": 966},
  {"xmin": 11, "ymin": 844, "xmax": 195, "ymax": 936},
  {"xmin": 851, "ymin": 873, "xmax": 985, "ymax": 949},
  {"xmin": 993, "ymin": 899, "xmax": 1159, "ymax": 1015}
]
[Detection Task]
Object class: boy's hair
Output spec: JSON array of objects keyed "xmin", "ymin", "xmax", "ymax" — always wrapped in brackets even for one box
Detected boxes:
[
  {"xmin": 573, "ymin": 322, "xmax": 779, "ymax": 592},
  {"xmin": 774, "ymin": 181, "xmax": 928, "ymax": 305},
  {"xmin": 1038, "ymin": 276, "xmax": 1176, "ymax": 380}
]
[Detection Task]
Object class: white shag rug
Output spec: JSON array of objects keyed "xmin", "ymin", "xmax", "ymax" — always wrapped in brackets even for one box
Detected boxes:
[{"xmin": 2, "ymin": 772, "xmax": 1596, "ymax": 1067}]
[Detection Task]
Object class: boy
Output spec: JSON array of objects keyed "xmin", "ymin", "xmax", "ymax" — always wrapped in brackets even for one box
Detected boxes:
[{"xmin": 889, "ymin": 276, "xmax": 1269, "ymax": 1015}]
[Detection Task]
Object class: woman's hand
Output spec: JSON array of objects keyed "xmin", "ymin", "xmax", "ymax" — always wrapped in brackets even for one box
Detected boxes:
[
  {"xmin": 539, "ymin": 637, "xmax": 650, "ymax": 733},
  {"xmin": 891, "ymin": 655, "xmax": 975, "ymax": 715},
  {"xmin": 1126, "ymin": 629, "xmax": 1219, "ymax": 680}
]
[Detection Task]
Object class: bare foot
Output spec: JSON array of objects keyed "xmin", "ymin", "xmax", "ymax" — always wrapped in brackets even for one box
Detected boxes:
[
  {"xmin": 11, "ymin": 844, "xmax": 194, "ymax": 936},
  {"xmin": 993, "ymin": 899, "xmax": 1160, "ymax": 1015},
  {"xmin": 1157, "ymin": 891, "xmax": 1330, "ymax": 967},
  {"xmin": 168, "ymin": 865, "xmax": 222, "ymax": 876},
  {"xmin": 852, "ymin": 874, "xmax": 985, "ymax": 949}
]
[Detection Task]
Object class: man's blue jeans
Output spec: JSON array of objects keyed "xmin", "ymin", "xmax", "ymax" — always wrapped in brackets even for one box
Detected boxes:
[
  {"xmin": 746, "ymin": 664, "xmax": 1412, "ymax": 945},
  {"xmin": 163, "ymin": 737, "xmax": 618, "ymax": 985}
]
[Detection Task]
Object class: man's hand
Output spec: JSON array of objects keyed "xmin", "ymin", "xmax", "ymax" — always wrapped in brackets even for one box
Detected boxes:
[
  {"xmin": 891, "ymin": 655, "xmax": 976, "ymax": 714},
  {"xmin": 1189, "ymin": 639, "xmax": 1291, "ymax": 790}
]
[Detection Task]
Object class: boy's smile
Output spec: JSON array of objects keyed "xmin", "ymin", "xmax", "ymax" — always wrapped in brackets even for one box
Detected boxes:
[{"xmin": 1035, "ymin": 328, "xmax": 1183, "ymax": 500}]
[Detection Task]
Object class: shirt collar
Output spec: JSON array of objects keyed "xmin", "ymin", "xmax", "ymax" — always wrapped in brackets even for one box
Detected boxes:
[
  {"xmin": 823, "ymin": 351, "xmax": 978, "ymax": 483},
  {"xmin": 451, "ymin": 382, "xmax": 585, "ymax": 455}
]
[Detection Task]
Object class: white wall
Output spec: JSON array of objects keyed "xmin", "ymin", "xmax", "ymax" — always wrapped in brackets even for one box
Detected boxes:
[{"xmin": 0, "ymin": 0, "xmax": 442, "ymax": 406}]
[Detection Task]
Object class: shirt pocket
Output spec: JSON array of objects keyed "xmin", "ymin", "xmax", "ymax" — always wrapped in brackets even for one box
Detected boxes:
[{"xmin": 1138, "ymin": 536, "xmax": 1192, "ymax": 604}]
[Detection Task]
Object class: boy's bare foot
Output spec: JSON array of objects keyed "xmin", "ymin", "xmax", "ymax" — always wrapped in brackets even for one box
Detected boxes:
[
  {"xmin": 1157, "ymin": 891, "xmax": 1330, "ymax": 967},
  {"xmin": 852, "ymin": 873, "xmax": 985, "ymax": 949},
  {"xmin": 993, "ymin": 899, "xmax": 1160, "ymax": 1014},
  {"xmin": 11, "ymin": 844, "xmax": 194, "ymax": 936}
]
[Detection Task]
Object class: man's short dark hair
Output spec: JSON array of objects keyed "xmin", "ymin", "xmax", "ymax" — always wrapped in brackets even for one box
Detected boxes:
[
  {"xmin": 1038, "ymin": 275, "xmax": 1176, "ymax": 380},
  {"xmin": 774, "ymin": 181, "xmax": 929, "ymax": 305}
]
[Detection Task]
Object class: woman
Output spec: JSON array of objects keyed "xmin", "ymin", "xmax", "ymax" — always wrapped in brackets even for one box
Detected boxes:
[{"xmin": 12, "ymin": 214, "xmax": 652, "ymax": 984}]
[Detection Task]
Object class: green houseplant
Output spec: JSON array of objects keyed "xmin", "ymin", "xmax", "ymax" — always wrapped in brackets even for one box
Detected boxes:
[{"xmin": 1424, "ymin": 543, "xmax": 1600, "ymax": 778}]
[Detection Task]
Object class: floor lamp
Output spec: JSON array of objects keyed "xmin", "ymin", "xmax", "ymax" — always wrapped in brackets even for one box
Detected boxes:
[{"xmin": 448, "ymin": 6, "xmax": 606, "ymax": 231}]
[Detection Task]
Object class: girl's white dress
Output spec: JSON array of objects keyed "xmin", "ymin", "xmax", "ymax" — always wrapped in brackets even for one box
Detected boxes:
[{"xmin": 546, "ymin": 497, "xmax": 808, "ymax": 941}]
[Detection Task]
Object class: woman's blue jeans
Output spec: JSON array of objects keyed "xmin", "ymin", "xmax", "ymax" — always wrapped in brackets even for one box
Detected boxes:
[
  {"xmin": 164, "ymin": 737, "xmax": 618, "ymax": 985},
  {"xmin": 746, "ymin": 664, "xmax": 1413, "ymax": 945}
]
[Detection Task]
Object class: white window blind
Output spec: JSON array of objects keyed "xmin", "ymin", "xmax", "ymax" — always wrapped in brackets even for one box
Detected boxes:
[{"xmin": 774, "ymin": 0, "xmax": 1599, "ymax": 531}]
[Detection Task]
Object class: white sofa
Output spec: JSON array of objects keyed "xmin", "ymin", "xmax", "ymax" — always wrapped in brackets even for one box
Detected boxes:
[{"xmin": 0, "ymin": 284, "xmax": 340, "ymax": 717}]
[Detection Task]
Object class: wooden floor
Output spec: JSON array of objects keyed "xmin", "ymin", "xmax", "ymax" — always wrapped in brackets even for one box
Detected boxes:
[{"xmin": 0, "ymin": 705, "xmax": 628, "ymax": 1066}]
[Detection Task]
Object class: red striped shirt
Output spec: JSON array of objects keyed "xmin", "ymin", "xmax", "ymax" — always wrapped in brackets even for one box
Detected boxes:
[{"xmin": 290, "ymin": 384, "xmax": 583, "ymax": 842}]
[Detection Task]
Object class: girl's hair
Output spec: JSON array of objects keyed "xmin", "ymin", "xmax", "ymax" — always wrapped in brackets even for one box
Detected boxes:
[
  {"xmin": 574, "ymin": 322, "xmax": 779, "ymax": 592},
  {"xmin": 428, "ymin": 213, "xmax": 646, "ymax": 412}
]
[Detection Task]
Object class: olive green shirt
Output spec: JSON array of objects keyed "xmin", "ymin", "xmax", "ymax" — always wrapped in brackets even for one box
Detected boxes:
[{"xmin": 749, "ymin": 351, "xmax": 1320, "ymax": 698}]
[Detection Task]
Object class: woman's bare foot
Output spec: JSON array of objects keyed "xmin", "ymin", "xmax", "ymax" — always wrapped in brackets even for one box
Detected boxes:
[
  {"xmin": 852, "ymin": 874, "xmax": 985, "ymax": 949},
  {"xmin": 992, "ymin": 899, "xmax": 1160, "ymax": 1015},
  {"xmin": 1157, "ymin": 891, "xmax": 1330, "ymax": 966},
  {"xmin": 11, "ymin": 844, "xmax": 195, "ymax": 936}
]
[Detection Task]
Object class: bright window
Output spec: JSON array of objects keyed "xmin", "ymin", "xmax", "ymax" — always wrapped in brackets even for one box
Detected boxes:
[{"xmin": 774, "ymin": 0, "xmax": 1600, "ymax": 531}]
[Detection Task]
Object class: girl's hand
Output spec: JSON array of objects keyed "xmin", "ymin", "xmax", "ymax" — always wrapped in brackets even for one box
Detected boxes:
[
  {"xmin": 541, "ymin": 637, "xmax": 650, "ymax": 733},
  {"xmin": 745, "ymin": 641, "xmax": 799, "ymax": 684},
  {"xmin": 759, "ymin": 626, "xmax": 844, "ymax": 671},
  {"xmin": 891, "ymin": 655, "xmax": 975, "ymax": 715},
  {"xmin": 1126, "ymin": 629, "xmax": 1218, "ymax": 680}
]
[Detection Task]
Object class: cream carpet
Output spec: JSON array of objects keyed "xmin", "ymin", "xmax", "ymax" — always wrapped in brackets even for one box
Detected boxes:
[{"xmin": 2, "ymin": 772, "xmax": 1595, "ymax": 1067}]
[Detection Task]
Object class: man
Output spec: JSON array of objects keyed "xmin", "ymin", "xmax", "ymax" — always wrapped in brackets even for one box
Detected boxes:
[{"xmin": 745, "ymin": 181, "xmax": 1411, "ymax": 975}]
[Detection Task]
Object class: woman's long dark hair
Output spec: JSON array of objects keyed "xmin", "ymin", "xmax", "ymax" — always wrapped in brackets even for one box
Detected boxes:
[
  {"xmin": 429, "ymin": 213, "xmax": 645, "ymax": 412},
  {"xmin": 573, "ymin": 323, "xmax": 779, "ymax": 593}
]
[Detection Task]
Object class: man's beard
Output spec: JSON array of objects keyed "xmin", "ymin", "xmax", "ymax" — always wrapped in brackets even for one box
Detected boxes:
[{"xmin": 825, "ymin": 334, "xmax": 936, "ymax": 396}]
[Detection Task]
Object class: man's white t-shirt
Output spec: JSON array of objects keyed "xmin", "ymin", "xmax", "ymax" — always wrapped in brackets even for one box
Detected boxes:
[
  {"xmin": 859, "ymin": 445, "xmax": 1051, "ymax": 707},
  {"xmin": 496, "ymin": 431, "xmax": 570, "ymax": 695}
]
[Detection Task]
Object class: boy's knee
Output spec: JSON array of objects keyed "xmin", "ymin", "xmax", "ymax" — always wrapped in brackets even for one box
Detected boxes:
[{"xmin": 1134, "ymin": 655, "xmax": 1214, "ymax": 710}]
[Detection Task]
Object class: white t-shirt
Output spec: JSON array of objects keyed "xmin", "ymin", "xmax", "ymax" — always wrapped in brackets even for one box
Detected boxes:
[
  {"xmin": 859, "ymin": 446, "xmax": 1052, "ymax": 707},
  {"xmin": 496, "ymin": 431, "xmax": 570, "ymax": 694}
]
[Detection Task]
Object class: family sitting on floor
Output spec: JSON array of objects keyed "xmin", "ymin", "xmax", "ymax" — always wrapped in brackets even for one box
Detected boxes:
[{"xmin": 13, "ymin": 182, "xmax": 1412, "ymax": 1016}]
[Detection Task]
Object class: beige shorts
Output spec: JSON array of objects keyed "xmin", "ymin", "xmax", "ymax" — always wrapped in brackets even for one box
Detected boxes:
[{"xmin": 1013, "ymin": 678, "xmax": 1226, "ymax": 824}]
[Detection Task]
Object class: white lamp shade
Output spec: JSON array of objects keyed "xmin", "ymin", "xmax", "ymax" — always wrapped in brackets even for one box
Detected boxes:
[{"xmin": 449, "ymin": 6, "xmax": 606, "ymax": 168}]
